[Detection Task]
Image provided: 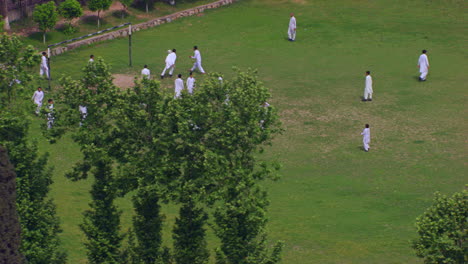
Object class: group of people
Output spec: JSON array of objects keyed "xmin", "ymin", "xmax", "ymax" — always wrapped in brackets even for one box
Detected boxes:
[{"xmin": 31, "ymin": 87, "xmax": 54, "ymax": 129}]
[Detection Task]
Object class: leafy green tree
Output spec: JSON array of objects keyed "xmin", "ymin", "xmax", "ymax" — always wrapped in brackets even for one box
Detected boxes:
[
  {"xmin": 33, "ymin": 1, "xmax": 58, "ymax": 44},
  {"xmin": 88, "ymin": 0, "xmax": 112, "ymax": 27},
  {"xmin": 59, "ymin": 0, "xmax": 83, "ymax": 34},
  {"xmin": 119, "ymin": 0, "xmax": 133, "ymax": 18},
  {"xmin": 143, "ymin": 0, "xmax": 153, "ymax": 13},
  {"xmin": 173, "ymin": 197, "xmax": 209, "ymax": 264},
  {"xmin": 0, "ymin": 146, "xmax": 24, "ymax": 264},
  {"xmin": 0, "ymin": 34, "xmax": 66, "ymax": 264},
  {"xmin": 412, "ymin": 189, "xmax": 468, "ymax": 264}
]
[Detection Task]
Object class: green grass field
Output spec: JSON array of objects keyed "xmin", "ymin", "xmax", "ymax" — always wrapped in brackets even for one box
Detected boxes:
[{"xmin": 28, "ymin": 0, "xmax": 467, "ymax": 263}]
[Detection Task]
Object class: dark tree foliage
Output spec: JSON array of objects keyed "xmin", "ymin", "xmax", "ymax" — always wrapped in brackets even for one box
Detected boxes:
[{"xmin": 0, "ymin": 146, "xmax": 23, "ymax": 264}]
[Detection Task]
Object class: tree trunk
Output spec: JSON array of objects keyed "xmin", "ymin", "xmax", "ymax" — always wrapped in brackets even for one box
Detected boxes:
[
  {"xmin": 97, "ymin": 10, "xmax": 100, "ymax": 28},
  {"xmin": 43, "ymin": 31, "xmax": 46, "ymax": 44},
  {"xmin": 0, "ymin": 146, "xmax": 24, "ymax": 264},
  {"xmin": 0, "ymin": 0, "xmax": 10, "ymax": 31},
  {"xmin": 145, "ymin": 2, "xmax": 148, "ymax": 13}
]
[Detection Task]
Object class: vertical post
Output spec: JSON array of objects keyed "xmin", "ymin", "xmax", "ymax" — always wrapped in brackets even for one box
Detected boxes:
[
  {"xmin": 128, "ymin": 24, "xmax": 132, "ymax": 67},
  {"xmin": 47, "ymin": 48, "xmax": 52, "ymax": 91}
]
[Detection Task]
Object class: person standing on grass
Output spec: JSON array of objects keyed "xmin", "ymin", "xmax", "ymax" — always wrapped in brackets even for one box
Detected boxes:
[
  {"xmin": 186, "ymin": 72, "xmax": 195, "ymax": 94},
  {"xmin": 89, "ymin": 54, "xmax": 94, "ymax": 63},
  {"xmin": 32, "ymin": 87, "xmax": 44, "ymax": 116},
  {"xmin": 361, "ymin": 124, "xmax": 371, "ymax": 152},
  {"xmin": 288, "ymin": 13, "xmax": 296, "ymax": 41},
  {"xmin": 418, "ymin": 50, "xmax": 429, "ymax": 81},
  {"xmin": 161, "ymin": 49, "xmax": 177, "ymax": 79},
  {"xmin": 40, "ymin": 52, "xmax": 49, "ymax": 79},
  {"xmin": 46, "ymin": 99, "xmax": 54, "ymax": 129},
  {"xmin": 141, "ymin": 65, "xmax": 151, "ymax": 79},
  {"xmin": 174, "ymin": 74, "xmax": 184, "ymax": 98},
  {"xmin": 363, "ymin": 71, "xmax": 373, "ymax": 102},
  {"xmin": 189, "ymin": 46, "xmax": 205, "ymax": 74}
]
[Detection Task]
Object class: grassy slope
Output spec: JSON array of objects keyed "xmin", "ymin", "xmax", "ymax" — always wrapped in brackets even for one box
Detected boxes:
[{"xmin": 31, "ymin": 0, "xmax": 467, "ymax": 263}]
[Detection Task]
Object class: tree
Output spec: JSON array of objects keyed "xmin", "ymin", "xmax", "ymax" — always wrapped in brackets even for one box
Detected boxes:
[
  {"xmin": 0, "ymin": 34, "xmax": 66, "ymax": 264},
  {"xmin": 143, "ymin": 0, "xmax": 153, "ymax": 13},
  {"xmin": 119, "ymin": 0, "xmax": 132, "ymax": 18},
  {"xmin": 59, "ymin": 0, "xmax": 83, "ymax": 34},
  {"xmin": 412, "ymin": 189, "xmax": 468, "ymax": 264},
  {"xmin": 33, "ymin": 1, "xmax": 58, "ymax": 44},
  {"xmin": 0, "ymin": 146, "xmax": 24, "ymax": 264},
  {"xmin": 88, "ymin": 0, "xmax": 112, "ymax": 28},
  {"xmin": 173, "ymin": 198, "xmax": 209, "ymax": 264},
  {"xmin": 0, "ymin": 0, "xmax": 10, "ymax": 31}
]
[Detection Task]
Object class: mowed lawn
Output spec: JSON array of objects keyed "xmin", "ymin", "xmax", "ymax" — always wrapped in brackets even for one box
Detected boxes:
[{"xmin": 30, "ymin": 0, "xmax": 467, "ymax": 263}]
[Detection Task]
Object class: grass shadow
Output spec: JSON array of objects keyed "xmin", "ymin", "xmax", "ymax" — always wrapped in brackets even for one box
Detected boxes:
[{"xmin": 112, "ymin": 10, "xmax": 130, "ymax": 19}]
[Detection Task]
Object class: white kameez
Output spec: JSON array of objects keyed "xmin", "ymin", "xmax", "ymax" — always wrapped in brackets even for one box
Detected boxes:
[
  {"xmin": 161, "ymin": 52, "xmax": 177, "ymax": 77},
  {"xmin": 364, "ymin": 75, "xmax": 373, "ymax": 100},
  {"xmin": 288, "ymin": 16, "xmax": 296, "ymax": 40},
  {"xmin": 141, "ymin": 68, "xmax": 151, "ymax": 79},
  {"xmin": 190, "ymin": 50, "xmax": 205, "ymax": 73},
  {"xmin": 186, "ymin": 77, "xmax": 195, "ymax": 94},
  {"xmin": 361, "ymin": 128, "xmax": 371, "ymax": 151},
  {"xmin": 32, "ymin": 90, "xmax": 44, "ymax": 114},
  {"xmin": 418, "ymin": 54, "xmax": 429, "ymax": 80},
  {"xmin": 40, "ymin": 55, "xmax": 49, "ymax": 78},
  {"xmin": 174, "ymin": 78, "xmax": 184, "ymax": 98}
]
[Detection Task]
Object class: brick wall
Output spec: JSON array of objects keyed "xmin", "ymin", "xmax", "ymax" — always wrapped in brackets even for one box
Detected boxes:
[{"xmin": 51, "ymin": 0, "xmax": 239, "ymax": 56}]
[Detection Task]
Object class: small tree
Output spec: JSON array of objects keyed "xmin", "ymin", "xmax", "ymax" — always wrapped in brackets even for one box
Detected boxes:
[
  {"xmin": 143, "ymin": 0, "xmax": 153, "ymax": 13},
  {"xmin": 88, "ymin": 0, "xmax": 112, "ymax": 28},
  {"xmin": 119, "ymin": 0, "xmax": 133, "ymax": 18},
  {"xmin": 412, "ymin": 189, "xmax": 468, "ymax": 264},
  {"xmin": 59, "ymin": 0, "xmax": 83, "ymax": 34},
  {"xmin": 33, "ymin": 1, "xmax": 58, "ymax": 44}
]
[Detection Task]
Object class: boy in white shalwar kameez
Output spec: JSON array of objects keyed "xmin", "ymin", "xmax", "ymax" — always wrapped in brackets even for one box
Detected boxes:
[
  {"xmin": 174, "ymin": 74, "xmax": 184, "ymax": 98},
  {"xmin": 361, "ymin": 124, "xmax": 371, "ymax": 152},
  {"xmin": 288, "ymin": 13, "xmax": 296, "ymax": 41},
  {"xmin": 186, "ymin": 72, "xmax": 195, "ymax": 94},
  {"xmin": 39, "ymin": 52, "xmax": 49, "ymax": 79},
  {"xmin": 189, "ymin": 46, "xmax": 205, "ymax": 74},
  {"xmin": 161, "ymin": 49, "xmax": 177, "ymax": 79},
  {"xmin": 32, "ymin": 87, "xmax": 44, "ymax": 115},
  {"xmin": 418, "ymin": 50, "xmax": 429, "ymax": 81},
  {"xmin": 363, "ymin": 71, "xmax": 373, "ymax": 101}
]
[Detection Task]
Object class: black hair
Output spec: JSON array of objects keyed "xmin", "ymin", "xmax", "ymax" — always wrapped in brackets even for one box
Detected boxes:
[
  {"xmin": 365, "ymin": 124, "xmax": 370, "ymax": 128},
  {"xmin": 48, "ymin": 99, "xmax": 53, "ymax": 103},
  {"xmin": 178, "ymin": 74, "xmax": 182, "ymax": 78},
  {"xmin": 90, "ymin": 54, "xmax": 94, "ymax": 58},
  {"xmin": 194, "ymin": 46, "xmax": 198, "ymax": 49},
  {"xmin": 38, "ymin": 87, "xmax": 42, "ymax": 90},
  {"xmin": 189, "ymin": 71, "xmax": 193, "ymax": 76},
  {"xmin": 422, "ymin": 50, "xmax": 427, "ymax": 53},
  {"xmin": 366, "ymin": 71, "xmax": 370, "ymax": 75},
  {"xmin": 172, "ymin": 49, "xmax": 176, "ymax": 52},
  {"xmin": 42, "ymin": 52, "xmax": 46, "ymax": 55},
  {"xmin": 144, "ymin": 65, "xmax": 148, "ymax": 68}
]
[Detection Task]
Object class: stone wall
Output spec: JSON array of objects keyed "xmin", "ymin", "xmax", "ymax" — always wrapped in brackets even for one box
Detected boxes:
[{"xmin": 50, "ymin": 0, "xmax": 239, "ymax": 56}]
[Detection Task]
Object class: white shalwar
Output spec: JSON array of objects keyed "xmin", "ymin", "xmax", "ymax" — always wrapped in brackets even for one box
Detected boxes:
[
  {"xmin": 40, "ymin": 55, "xmax": 49, "ymax": 79},
  {"xmin": 141, "ymin": 68, "xmax": 151, "ymax": 79},
  {"xmin": 288, "ymin": 16, "xmax": 296, "ymax": 40},
  {"xmin": 418, "ymin": 54, "xmax": 429, "ymax": 80},
  {"xmin": 186, "ymin": 77, "xmax": 195, "ymax": 94},
  {"xmin": 47, "ymin": 104, "xmax": 54, "ymax": 129},
  {"xmin": 161, "ymin": 52, "xmax": 177, "ymax": 76},
  {"xmin": 79, "ymin": 105, "xmax": 87, "ymax": 126},
  {"xmin": 361, "ymin": 128, "xmax": 371, "ymax": 151},
  {"xmin": 364, "ymin": 75, "xmax": 373, "ymax": 100},
  {"xmin": 32, "ymin": 90, "xmax": 44, "ymax": 115},
  {"xmin": 174, "ymin": 78, "xmax": 184, "ymax": 98},
  {"xmin": 190, "ymin": 50, "xmax": 205, "ymax": 73}
]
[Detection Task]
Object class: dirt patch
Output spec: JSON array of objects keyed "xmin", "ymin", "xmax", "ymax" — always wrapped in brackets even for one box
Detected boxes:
[{"xmin": 113, "ymin": 74, "xmax": 136, "ymax": 89}]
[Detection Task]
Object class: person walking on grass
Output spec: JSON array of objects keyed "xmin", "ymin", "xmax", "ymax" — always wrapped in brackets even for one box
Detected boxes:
[
  {"xmin": 288, "ymin": 13, "xmax": 296, "ymax": 41},
  {"xmin": 186, "ymin": 71, "xmax": 195, "ymax": 94},
  {"xmin": 161, "ymin": 49, "xmax": 177, "ymax": 79},
  {"xmin": 174, "ymin": 74, "xmax": 184, "ymax": 98},
  {"xmin": 189, "ymin": 46, "xmax": 205, "ymax": 74},
  {"xmin": 361, "ymin": 124, "xmax": 371, "ymax": 152},
  {"xmin": 362, "ymin": 71, "xmax": 373, "ymax": 102},
  {"xmin": 418, "ymin": 49, "xmax": 429, "ymax": 81},
  {"xmin": 40, "ymin": 52, "xmax": 49, "ymax": 79},
  {"xmin": 46, "ymin": 98, "xmax": 54, "ymax": 129},
  {"xmin": 141, "ymin": 65, "xmax": 151, "ymax": 79},
  {"xmin": 89, "ymin": 54, "xmax": 94, "ymax": 63},
  {"xmin": 32, "ymin": 87, "xmax": 44, "ymax": 116}
]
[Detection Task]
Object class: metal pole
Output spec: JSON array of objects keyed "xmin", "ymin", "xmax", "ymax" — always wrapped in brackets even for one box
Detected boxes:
[
  {"xmin": 128, "ymin": 24, "xmax": 132, "ymax": 67},
  {"xmin": 47, "ymin": 48, "xmax": 52, "ymax": 91}
]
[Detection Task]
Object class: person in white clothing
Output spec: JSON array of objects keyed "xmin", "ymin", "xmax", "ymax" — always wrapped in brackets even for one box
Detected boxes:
[
  {"xmin": 189, "ymin": 46, "xmax": 205, "ymax": 73},
  {"xmin": 361, "ymin": 124, "xmax": 371, "ymax": 152},
  {"xmin": 79, "ymin": 105, "xmax": 87, "ymax": 127},
  {"xmin": 418, "ymin": 50, "xmax": 429, "ymax": 81},
  {"xmin": 89, "ymin": 54, "xmax": 94, "ymax": 63},
  {"xmin": 141, "ymin": 65, "xmax": 151, "ymax": 79},
  {"xmin": 288, "ymin": 13, "xmax": 296, "ymax": 41},
  {"xmin": 39, "ymin": 52, "xmax": 49, "ymax": 79},
  {"xmin": 186, "ymin": 72, "xmax": 195, "ymax": 94},
  {"xmin": 174, "ymin": 74, "xmax": 184, "ymax": 98},
  {"xmin": 363, "ymin": 71, "xmax": 373, "ymax": 101},
  {"xmin": 46, "ymin": 99, "xmax": 54, "ymax": 129},
  {"xmin": 161, "ymin": 49, "xmax": 177, "ymax": 79},
  {"xmin": 32, "ymin": 87, "xmax": 44, "ymax": 115}
]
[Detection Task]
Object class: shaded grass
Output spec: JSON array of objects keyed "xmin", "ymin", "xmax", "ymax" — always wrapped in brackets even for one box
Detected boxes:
[{"xmin": 28, "ymin": 0, "xmax": 468, "ymax": 263}]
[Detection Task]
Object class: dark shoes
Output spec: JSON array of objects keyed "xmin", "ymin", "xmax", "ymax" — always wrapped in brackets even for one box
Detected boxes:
[{"xmin": 160, "ymin": 75, "xmax": 164, "ymax": 79}]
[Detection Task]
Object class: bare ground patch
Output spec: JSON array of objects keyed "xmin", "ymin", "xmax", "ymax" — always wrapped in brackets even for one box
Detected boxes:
[{"xmin": 113, "ymin": 74, "xmax": 136, "ymax": 89}]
